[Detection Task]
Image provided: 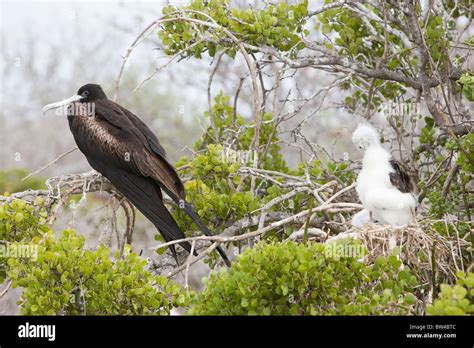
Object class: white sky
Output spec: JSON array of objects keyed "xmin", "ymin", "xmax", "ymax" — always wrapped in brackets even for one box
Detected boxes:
[{"xmin": 0, "ymin": 0, "xmax": 214, "ymax": 118}]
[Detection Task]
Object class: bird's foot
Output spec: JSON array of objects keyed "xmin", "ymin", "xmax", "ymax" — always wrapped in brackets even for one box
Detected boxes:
[
  {"xmin": 84, "ymin": 169, "xmax": 100, "ymax": 177},
  {"xmin": 83, "ymin": 169, "xmax": 102, "ymax": 182}
]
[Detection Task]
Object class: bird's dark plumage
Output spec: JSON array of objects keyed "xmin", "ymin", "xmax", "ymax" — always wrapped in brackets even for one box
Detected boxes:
[
  {"xmin": 53, "ymin": 84, "xmax": 230, "ymax": 266},
  {"xmin": 389, "ymin": 159, "xmax": 413, "ymax": 194}
]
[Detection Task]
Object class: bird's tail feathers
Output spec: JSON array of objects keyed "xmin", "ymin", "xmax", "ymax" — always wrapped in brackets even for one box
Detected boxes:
[
  {"xmin": 161, "ymin": 186, "xmax": 231, "ymax": 267},
  {"xmin": 102, "ymin": 169, "xmax": 195, "ymax": 264},
  {"xmin": 182, "ymin": 202, "xmax": 231, "ymax": 267}
]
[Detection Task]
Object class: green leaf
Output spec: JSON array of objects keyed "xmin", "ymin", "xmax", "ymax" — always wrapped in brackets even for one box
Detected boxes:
[
  {"xmin": 404, "ymin": 293, "xmax": 416, "ymax": 305},
  {"xmin": 241, "ymin": 298, "xmax": 249, "ymax": 308}
]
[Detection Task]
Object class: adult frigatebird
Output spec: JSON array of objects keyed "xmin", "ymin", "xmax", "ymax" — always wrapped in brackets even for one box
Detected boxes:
[{"xmin": 43, "ymin": 84, "xmax": 231, "ymax": 266}]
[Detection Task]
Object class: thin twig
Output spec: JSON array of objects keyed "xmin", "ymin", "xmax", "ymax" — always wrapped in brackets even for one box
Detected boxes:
[{"xmin": 21, "ymin": 147, "xmax": 78, "ymax": 182}]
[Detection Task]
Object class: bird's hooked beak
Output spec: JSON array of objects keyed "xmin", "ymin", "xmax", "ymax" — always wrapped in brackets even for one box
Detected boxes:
[{"xmin": 43, "ymin": 95, "xmax": 82, "ymax": 115}]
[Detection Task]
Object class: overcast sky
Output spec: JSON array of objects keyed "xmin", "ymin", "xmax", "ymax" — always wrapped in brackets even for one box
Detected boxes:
[
  {"xmin": 0, "ymin": 0, "xmax": 218, "ymax": 120},
  {"xmin": 0, "ymin": 0, "xmax": 224, "ymax": 172}
]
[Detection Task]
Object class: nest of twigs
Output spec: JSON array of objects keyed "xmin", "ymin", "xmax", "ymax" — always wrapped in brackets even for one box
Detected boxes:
[{"xmin": 328, "ymin": 218, "xmax": 471, "ymax": 289}]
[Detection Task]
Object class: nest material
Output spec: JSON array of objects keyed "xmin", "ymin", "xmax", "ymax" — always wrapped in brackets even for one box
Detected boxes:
[{"xmin": 328, "ymin": 219, "xmax": 471, "ymax": 287}]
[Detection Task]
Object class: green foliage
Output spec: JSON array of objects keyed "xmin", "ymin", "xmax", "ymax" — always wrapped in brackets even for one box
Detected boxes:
[
  {"xmin": 420, "ymin": 133, "xmax": 472, "ymax": 238},
  {"xmin": 160, "ymin": 0, "xmax": 308, "ymax": 59},
  {"xmin": 427, "ymin": 271, "xmax": 474, "ymax": 315},
  {"xmin": 318, "ymin": 4, "xmax": 407, "ymax": 106},
  {"xmin": 318, "ymin": 2, "xmax": 469, "ymax": 111},
  {"xmin": 8, "ymin": 230, "xmax": 190, "ymax": 315},
  {"xmin": 420, "ymin": 116, "xmax": 436, "ymax": 145},
  {"xmin": 190, "ymin": 240, "xmax": 418, "ymax": 315},
  {"xmin": 297, "ymin": 159, "xmax": 356, "ymax": 186},
  {"xmin": 0, "ymin": 198, "xmax": 50, "ymax": 241},
  {"xmin": 173, "ymin": 143, "xmax": 261, "ymax": 239},
  {"xmin": 0, "ymin": 168, "xmax": 44, "ymax": 194},
  {"xmin": 0, "ymin": 197, "xmax": 50, "ymax": 283},
  {"xmin": 194, "ymin": 91, "xmax": 288, "ymax": 173},
  {"xmin": 424, "ymin": 15, "xmax": 450, "ymax": 63},
  {"xmin": 320, "ymin": 6, "xmax": 383, "ymax": 57},
  {"xmin": 170, "ymin": 92, "xmax": 290, "ymax": 253},
  {"xmin": 457, "ymin": 73, "xmax": 474, "ymax": 101},
  {"xmin": 456, "ymin": 133, "xmax": 474, "ymax": 178},
  {"xmin": 169, "ymin": 90, "xmax": 359, "ymax": 264}
]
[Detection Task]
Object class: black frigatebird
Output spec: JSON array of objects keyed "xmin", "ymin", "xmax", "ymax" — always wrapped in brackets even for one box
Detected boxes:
[{"xmin": 43, "ymin": 84, "xmax": 231, "ymax": 266}]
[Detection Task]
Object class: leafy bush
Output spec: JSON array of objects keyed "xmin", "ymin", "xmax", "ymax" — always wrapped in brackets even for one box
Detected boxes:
[
  {"xmin": 0, "ymin": 197, "xmax": 50, "ymax": 283},
  {"xmin": 167, "ymin": 92, "xmax": 290, "ymax": 264},
  {"xmin": 8, "ymin": 230, "xmax": 190, "ymax": 315},
  {"xmin": 422, "ymin": 133, "xmax": 473, "ymax": 238},
  {"xmin": 174, "ymin": 143, "xmax": 260, "ymax": 232},
  {"xmin": 427, "ymin": 271, "xmax": 474, "ymax": 315},
  {"xmin": 457, "ymin": 73, "xmax": 474, "ymax": 101},
  {"xmin": 0, "ymin": 197, "xmax": 50, "ymax": 241},
  {"xmin": 160, "ymin": 0, "xmax": 308, "ymax": 59},
  {"xmin": 190, "ymin": 240, "xmax": 419, "ymax": 315}
]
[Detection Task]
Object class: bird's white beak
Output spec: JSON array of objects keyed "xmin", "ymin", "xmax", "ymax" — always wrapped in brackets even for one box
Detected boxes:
[{"xmin": 43, "ymin": 94, "xmax": 82, "ymax": 115}]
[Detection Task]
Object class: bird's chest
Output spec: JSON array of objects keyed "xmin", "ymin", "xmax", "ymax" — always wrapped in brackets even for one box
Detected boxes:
[
  {"xmin": 356, "ymin": 167, "xmax": 391, "ymax": 202},
  {"xmin": 68, "ymin": 115, "xmax": 122, "ymax": 159}
]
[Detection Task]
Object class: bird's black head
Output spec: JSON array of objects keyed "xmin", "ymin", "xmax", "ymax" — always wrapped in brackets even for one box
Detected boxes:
[
  {"xmin": 77, "ymin": 84, "xmax": 108, "ymax": 102},
  {"xmin": 43, "ymin": 83, "xmax": 109, "ymax": 115},
  {"xmin": 43, "ymin": 83, "xmax": 107, "ymax": 114}
]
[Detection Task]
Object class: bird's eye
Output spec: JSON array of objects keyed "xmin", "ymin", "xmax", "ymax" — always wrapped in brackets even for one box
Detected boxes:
[{"xmin": 82, "ymin": 90, "xmax": 89, "ymax": 97}]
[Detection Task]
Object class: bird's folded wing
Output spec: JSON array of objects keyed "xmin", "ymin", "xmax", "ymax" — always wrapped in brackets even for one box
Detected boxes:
[
  {"xmin": 87, "ymin": 159, "xmax": 193, "ymax": 258},
  {"xmin": 389, "ymin": 159, "xmax": 413, "ymax": 193},
  {"xmin": 112, "ymin": 170, "xmax": 186, "ymax": 239},
  {"xmin": 134, "ymin": 149, "xmax": 185, "ymax": 200},
  {"xmin": 94, "ymin": 100, "xmax": 186, "ymax": 200}
]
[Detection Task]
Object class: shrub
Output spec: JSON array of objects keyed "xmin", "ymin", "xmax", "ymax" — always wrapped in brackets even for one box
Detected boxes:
[
  {"xmin": 190, "ymin": 240, "xmax": 419, "ymax": 315},
  {"xmin": 8, "ymin": 230, "xmax": 190, "ymax": 315},
  {"xmin": 0, "ymin": 197, "xmax": 50, "ymax": 283},
  {"xmin": 0, "ymin": 197, "xmax": 50, "ymax": 241},
  {"xmin": 427, "ymin": 271, "xmax": 474, "ymax": 315}
]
